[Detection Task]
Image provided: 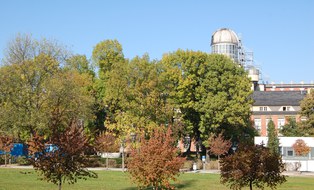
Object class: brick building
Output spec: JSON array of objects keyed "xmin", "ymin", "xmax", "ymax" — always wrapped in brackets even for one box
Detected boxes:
[{"xmin": 251, "ymin": 91, "xmax": 307, "ymax": 136}]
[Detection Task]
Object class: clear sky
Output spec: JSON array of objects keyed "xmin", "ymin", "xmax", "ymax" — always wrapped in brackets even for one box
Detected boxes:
[{"xmin": 0, "ymin": 0, "xmax": 313, "ymax": 83}]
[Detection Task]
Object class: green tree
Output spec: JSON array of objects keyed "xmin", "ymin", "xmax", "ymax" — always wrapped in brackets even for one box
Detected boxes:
[
  {"xmin": 92, "ymin": 39, "xmax": 128, "ymax": 127},
  {"xmin": 0, "ymin": 35, "xmax": 93, "ymax": 141},
  {"xmin": 267, "ymin": 120, "xmax": 280, "ymax": 155},
  {"xmin": 105, "ymin": 54, "xmax": 178, "ymax": 143},
  {"xmin": 160, "ymin": 50, "xmax": 253, "ymax": 153},
  {"xmin": 220, "ymin": 144, "xmax": 286, "ymax": 190},
  {"xmin": 280, "ymin": 117, "xmax": 303, "ymax": 136},
  {"xmin": 0, "ymin": 54, "xmax": 60, "ymax": 140},
  {"xmin": 299, "ymin": 90, "xmax": 314, "ymax": 136}
]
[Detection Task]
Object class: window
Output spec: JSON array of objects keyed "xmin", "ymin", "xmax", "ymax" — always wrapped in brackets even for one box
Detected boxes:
[
  {"xmin": 282, "ymin": 106, "xmax": 290, "ymax": 111},
  {"xmin": 254, "ymin": 119, "xmax": 261, "ymax": 134},
  {"xmin": 287, "ymin": 150, "xmax": 294, "ymax": 156},
  {"xmin": 259, "ymin": 107, "xmax": 268, "ymax": 111},
  {"xmin": 277, "ymin": 118, "xmax": 285, "ymax": 130}
]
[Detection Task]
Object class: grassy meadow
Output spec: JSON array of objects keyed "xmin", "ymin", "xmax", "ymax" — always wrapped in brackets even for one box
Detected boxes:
[{"xmin": 0, "ymin": 168, "xmax": 313, "ymax": 190}]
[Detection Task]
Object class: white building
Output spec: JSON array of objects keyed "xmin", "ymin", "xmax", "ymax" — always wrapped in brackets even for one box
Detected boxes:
[{"xmin": 255, "ymin": 137, "xmax": 314, "ymax": 172}]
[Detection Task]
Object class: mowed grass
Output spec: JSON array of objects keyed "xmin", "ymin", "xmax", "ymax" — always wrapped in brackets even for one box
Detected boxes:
[{"xmin": 0, "ymin": 168, "xmax": 313, "ymax": 190}]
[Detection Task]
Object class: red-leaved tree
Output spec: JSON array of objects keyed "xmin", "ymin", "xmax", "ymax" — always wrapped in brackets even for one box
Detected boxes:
[
  {"xmin": 220, "ymin": 143, "xmax": 286, "ymax": 190},
  {"xmin": 208, "ymin": 133, "xmax": 232, "ymax": 169},
  {"xmin": 95, "ymin": 132, "xmax": 120, "ymax": 169},
  {"xmin": 127, "ymin": 127, "xmax": 185, "ymax": 190},
  {"xmin": 28, "ymin": 121, "xmax": 97, "ymax": 190},
  {"xmin": 0, "ymin": 136, "xmax": 13, "ymax": 166}
]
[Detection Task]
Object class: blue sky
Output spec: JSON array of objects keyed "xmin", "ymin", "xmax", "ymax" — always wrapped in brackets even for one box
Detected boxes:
[{"xmin": 0, "ymin": 0, "xmax": 313, "ymax": 83}]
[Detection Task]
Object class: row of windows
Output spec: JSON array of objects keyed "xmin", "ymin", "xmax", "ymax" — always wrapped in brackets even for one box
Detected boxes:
[
  {"xmin": 281, "ymin": 147, "xmax": 314, "ymax": 159},
  {"xmin": 258, "ymin": 106, "xmax": 291, "ymax": 111},
  {"xmin": 212, "ymin": 44, "xmax": 238, "ymax": 58},
  {"xmin": 254, "ymin": 118, "xmax": 285, "ymax": 135}
]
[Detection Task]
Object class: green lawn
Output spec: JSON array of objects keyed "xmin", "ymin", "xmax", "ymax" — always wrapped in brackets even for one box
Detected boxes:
[{"xmin": 0, "ymin": 168, "xmax": 313, "ymax": 190}]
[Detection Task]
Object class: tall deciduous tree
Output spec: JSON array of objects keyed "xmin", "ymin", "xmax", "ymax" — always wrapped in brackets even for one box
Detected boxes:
[
  {"xmin": 28, "ymin": 121, "xmax": 97, "ymax": 190},
  {"xmin": 160, "ymin": 50, "xmax": 253, "ymax": 154},
  {"xmin": 127, "ymin": 127, "xmax": 185, "ymax": 190},
  {"xmin": 3, "ymin": 33, "xmax": 69, "ymax": 66},
  {"xmin": 92, "ymin": 39, "xmax": 128, "ymax": 127},
  {"xmin": 0, "ymin": 36, "xmax": 93, "ymax": 141},
  {"xmin": 267, "ymin": 120, "xmax": 280, "ymax": 155},
  {"xmin": 220, "ymin": 144, "xmax": 286, "ymax": 190}
]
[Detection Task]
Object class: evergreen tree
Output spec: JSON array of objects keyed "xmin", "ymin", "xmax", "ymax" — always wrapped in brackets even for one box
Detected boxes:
[{"xmin": 267, "ymin": 120, "xmax": 280, "ymax": 155}]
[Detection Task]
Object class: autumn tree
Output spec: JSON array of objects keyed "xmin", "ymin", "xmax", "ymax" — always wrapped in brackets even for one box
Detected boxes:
[
  {"xmin": 267, "ymin": 120, "xmax": 280, "ymax": 155},
  {"xmin": 207, "ymin": 133, "xmax": 231, "ymax": 169},
  {"xmin": 220, "ymin": 144, "xmax": 286, "ymax": 190},
  {"xmin": 0, "ymin": 35, "xmax": 93, "ymax": 141},
  {"xmin": 95, "ymin": 132, "xmax": 120, "ymax": 169},
  {"xmin": 28, "ymin": 121, "xmax": 97, "ymax": 190},
  {"xmin": 107, "ymin": 55, "xmax": 178, "ymax": 139},
  {"xmin": 292, "ymin": 139, "xmax": 311, "ymax": 172},
  {"xmin": 127, "ymin": 127, "xmax": 185, "ymax": 190},
  {"xmin": 0, "ymin": 136, "xmax": 13, "ymax": 166}
]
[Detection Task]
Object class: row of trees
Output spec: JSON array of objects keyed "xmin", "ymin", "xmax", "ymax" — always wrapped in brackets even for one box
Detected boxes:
[
  {"xmin": 3, "ymin": 33, "xmax": 312, "ymax": 189},
  {"xmin": 0, "ymin": 34, "xmax": 255, "ymax": 152}
]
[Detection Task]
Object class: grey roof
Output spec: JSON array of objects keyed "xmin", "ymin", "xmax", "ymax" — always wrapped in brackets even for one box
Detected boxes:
[
  {"xmin": 252, "ymin": 111, "xmax": 298, "ymax": 116},
  {"xmin": 252, "ymin": 91, "xmax": 306, "ymax": 106}
]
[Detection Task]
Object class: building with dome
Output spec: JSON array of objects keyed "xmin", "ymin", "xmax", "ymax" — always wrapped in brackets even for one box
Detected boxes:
[
  {"xmin": 210, "ymin": 28, "xmax": 314, "ymax": 137},
  {"xmin": 211, "ymin": 28, "xmax": 240, "ymax": 63}
]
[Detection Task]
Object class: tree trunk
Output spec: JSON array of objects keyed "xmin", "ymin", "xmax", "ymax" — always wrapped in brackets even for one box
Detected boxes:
[
  {"xmin": 122, "ymin": 143, "xmax": 125, "ymax": 172},
  {"xmin": 217, "ymin": 155, "xmax": 220, "ymax": 170},
  {"xmin": 4, "ymin": 154, "xmax": 7, "ymax": 166},
  {"xmin": 250, "ymin": 180, "xmax": 253, "ymax": 190},
  {"xmin": 58, "ymin": 180, "xmax": 62, "ymax": 190},
  {"xmin": 106, "ymin": 155, "xmax": 109, "ymax": 170}
]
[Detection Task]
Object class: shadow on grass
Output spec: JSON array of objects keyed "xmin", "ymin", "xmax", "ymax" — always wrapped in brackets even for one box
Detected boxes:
[{"xmin": 120, "ymin": 179, "xmax": 196, "ymax": 190}]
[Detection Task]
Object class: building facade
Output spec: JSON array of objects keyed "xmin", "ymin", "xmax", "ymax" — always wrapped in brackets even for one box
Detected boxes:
[
  {"xmin": 255, "ymin": 137, "xmax": 314, "ymax": 172},
  {"xmin": 251, "ymin": 91, "xmax": 306, "ymax": 136}
]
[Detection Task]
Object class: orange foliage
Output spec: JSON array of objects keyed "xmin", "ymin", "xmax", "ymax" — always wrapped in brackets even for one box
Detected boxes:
[
  {"xmin": 208, "ymin": 133, "xmax": 231, "ymax": 157},
  {"xmin": 292, "ymin": 139, "xmax": 311, "ymax": 156},
  {"xmin": 127, "ymin": 127, "xmax": 185, "ymax": 190}
]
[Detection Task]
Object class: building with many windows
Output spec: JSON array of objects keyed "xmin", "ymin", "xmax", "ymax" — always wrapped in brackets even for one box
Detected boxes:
[
  {"xmin": 211, "ymin": 28, "xmax": 314, "ymax": 137},
  {"xmin": 251, "ymin": 91, "xmax": 307, "ymax": 136},
  {"xmin": 255, "ymin": 137, "xmax": 314, "ymax": 172}
]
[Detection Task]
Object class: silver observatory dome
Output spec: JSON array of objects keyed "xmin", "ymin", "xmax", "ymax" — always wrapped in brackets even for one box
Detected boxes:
[{"xmin": 211, "ymin": 28, "xmax": 240, "ymax": 62}]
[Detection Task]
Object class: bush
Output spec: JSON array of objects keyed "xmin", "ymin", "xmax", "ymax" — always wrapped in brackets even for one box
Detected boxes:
[
  {"xmin": 0, "ymin": 156, "xmax": 4, "ymax": 165},
  {"xmin": 16, "ymin": 156, "xmax": 31, "ymax": 165}
]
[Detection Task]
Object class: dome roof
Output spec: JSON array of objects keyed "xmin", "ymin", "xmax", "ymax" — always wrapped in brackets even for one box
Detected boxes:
[{"xmin": 211, "ymin": 28, "xmax": 239, "ymax": 45}]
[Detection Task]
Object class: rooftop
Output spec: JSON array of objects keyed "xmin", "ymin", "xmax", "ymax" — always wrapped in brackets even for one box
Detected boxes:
[{"xmin": 252, "ymin": 91, "xmax": 306, "ymax": 106}]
